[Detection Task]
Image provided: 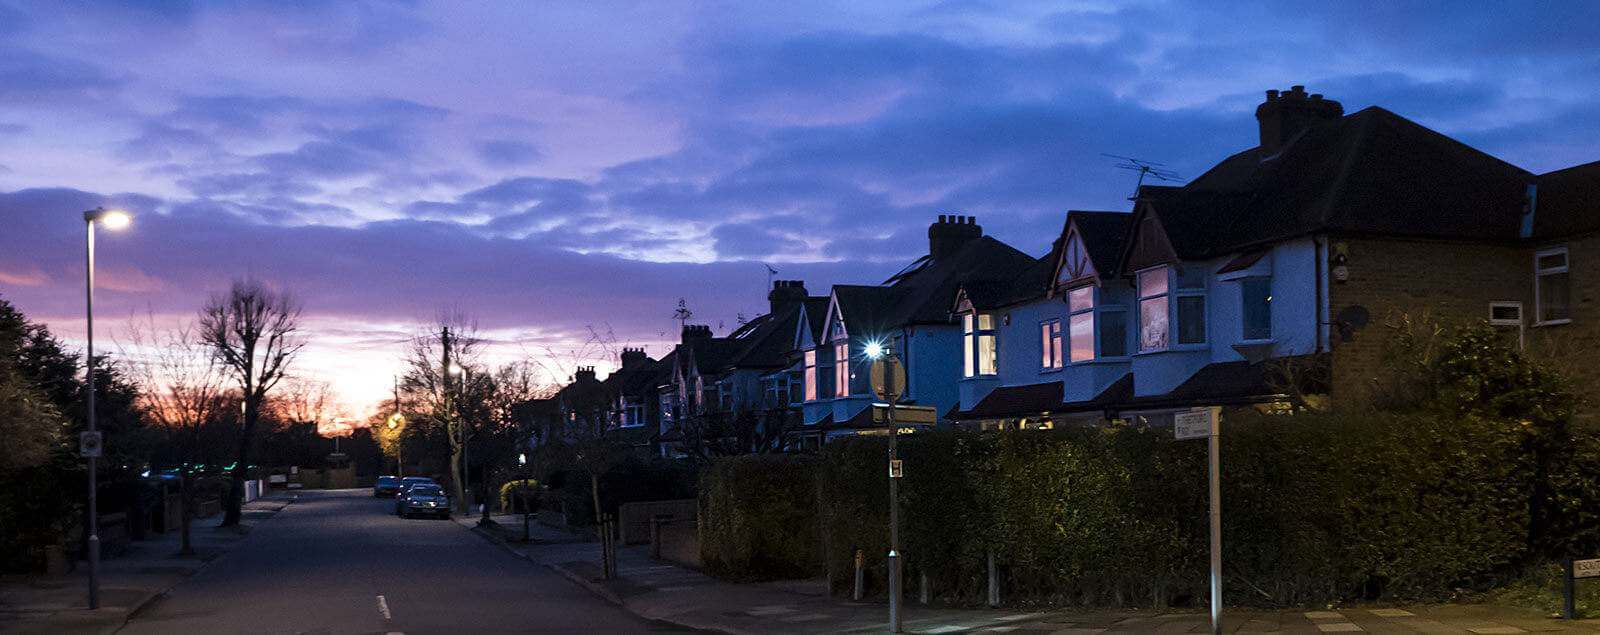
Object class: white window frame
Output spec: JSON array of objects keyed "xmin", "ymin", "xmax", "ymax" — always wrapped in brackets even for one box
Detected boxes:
[
  {"xmin": 803, "ymin": 349, "xmax": 818, "ymax": 402},
  {"xmin": 1040, "ymin": 318, "xmax": 1063, "ymax": 370},
  {"xmin": 1137, "ymin": 266, "xmax": 1170, "ymax": 352},
  {"xmin": 1534, "ymin": 246, "xmax": 1571, "ymax": 326},
  {"xmin": 1489, "ymin": 301, "xmax": 1523, "ymax": 327},
  {"xmin": 1174, "ymin": 266, "xmax": 1207, "ymax": 346},
  {"xmin": 834, "ymin": 341, "xmax": 850, "ymax": 397},
  {"xmin": 963, "ymin": 312, "xmax": 998, "ymax": 377},
  {"xmin": 1066, "ymin": 285, "xmax": 1096, "ymax": 364}
]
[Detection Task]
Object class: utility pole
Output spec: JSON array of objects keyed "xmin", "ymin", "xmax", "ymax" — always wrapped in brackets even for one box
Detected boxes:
[
  {"xmin": 393, "ymin": 376, "xmax": 403, "ymax": 477},
  {"xmin": 868, "ymin": 343, "xmax": 905, "ymax": 633},
  {"xmin": 442, "ymin": 326, "xmax": 465, "ymax": 513}
]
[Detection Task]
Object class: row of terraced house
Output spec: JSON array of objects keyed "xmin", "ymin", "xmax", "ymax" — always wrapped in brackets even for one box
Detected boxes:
[{"xmin": 523, "ymin": 85, "xmax": 1600, "ymax": 458}]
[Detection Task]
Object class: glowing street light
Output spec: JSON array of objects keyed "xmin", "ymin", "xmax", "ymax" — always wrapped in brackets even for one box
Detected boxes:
[
  {"xmin": 81, "ymin": 206, "xmax": 131, "ymax": 610},
  {"xmin": 863, "ymin": 340, "xmax": 886, "ymax": 360}
]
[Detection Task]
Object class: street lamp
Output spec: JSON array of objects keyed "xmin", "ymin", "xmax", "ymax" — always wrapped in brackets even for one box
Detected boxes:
[
  {"xmin": 82, "ymin": 206, "xmax": 130, "ymax": 610},
  {"xmin": 387, "ymin": 413, "xmax": 405, "ymax": 478},
  {"xmin": 863, "ymin": 336, "xmax": 904, "ymax": 633}
]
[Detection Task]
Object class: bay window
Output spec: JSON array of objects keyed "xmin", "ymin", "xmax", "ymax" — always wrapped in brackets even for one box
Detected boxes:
[
  {"xmin": 1242, "ymin": 277, "xmax": 1272, "ymax": 340},
  {"xmin": 1138, "ymin": 268, "xmax": 1169, "ymax": 351},
  {"xmin": 803, "ymin": 349, "xmax": 817, "ymax": 401},
  {"xmin": 1535, "ymin": 247, "xmax": 1571, "ymax": 324},
  {"xmin": 964, "ymin": 313, "xmax": 997, "ymax": 377},
  {"xmin": 1040, "ymin": 319, "xmax": 1062, "ymax": 369},
  {"xmin": 834, "ymin": 342, "xmax": 850, "ymax": 397}
]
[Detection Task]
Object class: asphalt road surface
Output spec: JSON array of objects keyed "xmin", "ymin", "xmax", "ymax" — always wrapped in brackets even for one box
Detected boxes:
[{"xmin": 118, "ymin": 489, "xmax": 676, "ymax": 634}]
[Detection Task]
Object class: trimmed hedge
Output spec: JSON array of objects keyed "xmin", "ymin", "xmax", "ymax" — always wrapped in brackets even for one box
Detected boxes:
[{"xmin": 698, "ymin": 454, "xmax": 822, "ymax": 581}]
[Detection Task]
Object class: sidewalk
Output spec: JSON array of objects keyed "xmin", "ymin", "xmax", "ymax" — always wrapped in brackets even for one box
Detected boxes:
[
  {"xmin": 0, "ymin": 494, "xmax": 295, "ymax": 635},
  {"xmin": 460, "ymin": 514, "xmax": 1600, "ymax": 634}
]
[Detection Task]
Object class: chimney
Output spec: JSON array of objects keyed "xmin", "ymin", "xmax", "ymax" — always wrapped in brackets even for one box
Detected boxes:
[
  {"xmin": 575, "ymin": 366, "xmax": 596, "ymax": 383},
  {"xmin": 680, "ymin": 324, "xmax": 713, "ymax": 343},
  {"xmin": 620, "ymin": 347, "xmax": 648, "ymax": 369},
  {"xmin": 768, "ymin": 280, "xmax": 808, "ymax": 315},
  {"xmin": 928, "ymin": 214, "xmax": 982, "ymax": 260},
  {"xmin": 1255, "ymin": 85, "xmax": 1343, "ymax": 156}
]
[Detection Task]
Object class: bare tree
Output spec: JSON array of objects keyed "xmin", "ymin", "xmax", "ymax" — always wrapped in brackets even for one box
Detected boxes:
[
  {"xmin": 121, "ymin": 313, "xmax": 228, "ymax": 554},
  {"xmin": 402, "ymin": 313, "xmax": 482, "ymax": 513},
  {"xmin": 198, "ymin": 279, "xmax": 304, "ymax": 527},
  {"xmin": 275, "ymin": 376, "xmax": 333, "ymax": 429}
]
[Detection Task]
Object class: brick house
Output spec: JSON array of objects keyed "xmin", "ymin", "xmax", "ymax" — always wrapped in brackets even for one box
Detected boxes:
[{"xmin": 955, "ymin": 85, "xmax": 1600, "ymax": 427}]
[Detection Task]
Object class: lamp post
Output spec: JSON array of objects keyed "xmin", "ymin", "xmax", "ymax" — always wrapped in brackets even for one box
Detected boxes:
[
  {"xmin": 82, "ymin": 207, "xmax": 130, "ymax": 610},
  {"xmin": 865, "ymin": 340, "xmax": 904, "ymax": 633}
]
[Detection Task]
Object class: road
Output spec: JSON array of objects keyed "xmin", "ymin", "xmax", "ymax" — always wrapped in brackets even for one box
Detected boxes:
[{"xmin": 118, "ymin": 489, "xmax": 676, "ymax": 634}]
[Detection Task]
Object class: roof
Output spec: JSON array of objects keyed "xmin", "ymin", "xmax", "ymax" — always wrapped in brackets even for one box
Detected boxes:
[
  {"xmin": 1069, "ymin": 211, "xmax": 1134, "ymax": 277},
  {"xmin": 1142, "ymin": 106, "xmax": 1536, "ymax": 260},
  {"xmin": 964, "ymin": 381, "xmax": 1063, "ymax": 418},
  {"xmin": 886, "ymin": 236, "xmax": 1038, "ymax": 324},
  {"xmin": 725, "ymin": 297, "xmax": 829, "ymax": 370},
  {"xmin": 1536, "ymin": 160, "xmax": 1600, "ymax": 239}
]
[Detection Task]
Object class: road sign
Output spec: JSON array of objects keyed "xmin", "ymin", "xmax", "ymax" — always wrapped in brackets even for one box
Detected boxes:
[
  {"xmin": 872, "ymin": 404, "xmax": 936, "ymax": 424},
  {"xmin": 889, "ymin": 459, "xmax": 903, "ymax": 478},
  {"xmin": 1174, "ymin": 408, "xmax": 1216, "ymax": 440},
  {"xmin": 79, "ymin": 431, "xmax": 103, "ymax": 458},
  {"xmin": 870, "ymin": 354, "xmax": 906, "ymax": 401},
  {"xmin": 1577, "ymin": 559, "xmax": 1600, "ymax": 579}
]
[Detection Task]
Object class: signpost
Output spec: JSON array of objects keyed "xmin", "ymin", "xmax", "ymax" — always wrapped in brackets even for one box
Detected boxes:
[
  {"xmin": 1564, "ymin": 557, "xmax": 1600, "ymax": 619},
  {"xmin": 869, "ymin": 347, "xmax": 905, "ymax": 634},
  {"xmin": 1174, "ymin": 407, "xmax": 1222, "ymax": 635}
]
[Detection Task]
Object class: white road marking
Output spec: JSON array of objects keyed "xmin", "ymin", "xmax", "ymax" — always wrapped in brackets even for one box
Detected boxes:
[{"xmin": 377, "ymin": 594, "xmax": 392, "ymax": 620}]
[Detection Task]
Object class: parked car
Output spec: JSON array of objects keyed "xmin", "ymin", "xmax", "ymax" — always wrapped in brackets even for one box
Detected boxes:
[
  {"xmin": 397, "ymin": 476, "xmax": 437, "ymax": 496},
  {"xmin": 373, "ymin": 475, "xmax": 402, "ymax": 497},
  {"xmin": 395, "ymin": 484, "xmax": 450, "ymax": 519}
]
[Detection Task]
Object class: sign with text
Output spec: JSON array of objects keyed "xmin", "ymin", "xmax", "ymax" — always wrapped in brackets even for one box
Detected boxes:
[
  {"xmin": 1577, "ymin": 558, "xmax": 1600, "ymax": 579},
  {"xmin": 1174, "ymin": 408, "xmax": 1216, "ymax": 440},
  {"xmin": 872, "ymin": 404, "xmax": 936, "ymax": 425}
]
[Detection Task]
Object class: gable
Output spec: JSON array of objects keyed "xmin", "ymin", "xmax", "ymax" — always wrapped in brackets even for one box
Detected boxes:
[
  {"xmin": 819, "ymin": 294, "xmax": 848, "ymax": 346},
  {"xmin": 1120, "ymin": 203, "xmax": 1179, "ymax": 273},
  {"xmin": 952, "ymin": 287, "xmax": 974, "ymax": 314},
  {"xmin": 1053, "ymin": 223, "xmax": 1099, "ymax": 289},
  {"xmin": 794, "ymin": 304, "xmax": 816, "ymax": 350}
]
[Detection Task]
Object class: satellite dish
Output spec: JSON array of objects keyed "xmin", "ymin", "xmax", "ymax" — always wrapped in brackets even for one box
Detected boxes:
[
  {"xmin": 1336, "ymin": 305, "xmax": 1370, "ymax": 329},
  {"xmin": 1335, "ymin": 305, "xmax": 1370, "ymax": 342}
]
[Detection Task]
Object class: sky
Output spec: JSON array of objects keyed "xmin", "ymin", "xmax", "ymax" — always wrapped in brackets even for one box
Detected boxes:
[{"xmin": 2, "ymin": 1, "xmax": 1598, "ymax": 419}]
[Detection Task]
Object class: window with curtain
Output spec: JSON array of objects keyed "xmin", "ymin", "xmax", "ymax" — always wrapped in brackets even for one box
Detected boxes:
[
  {"xmin": 1138, "ymin": 267, "xmax": 1169, "ymax": 351},
  {"xmin": 1242, "ymin": 277, "xmax": 1272, "ymax": 340},
  {"xmin": 1040, "ymin": 319, "xmax": 1062, "ymax": 369},
  {"xmin": 834, "ymin": 342, "xmax": 850, "ymax": 397},
  {"xmin": 1536, "ymin": 247, "xmax": 1571, "ymax": 324},
  {"xmin": 965, "ymin": 312, "xmax": 997, "ymax": 376},
  {"xmin": 803, "ymin": 349, "xmax": 817, "ymax": 401},
  {"xmin": 1068, "ymin": 285, "xmax": 1095, "ymax": 363}
]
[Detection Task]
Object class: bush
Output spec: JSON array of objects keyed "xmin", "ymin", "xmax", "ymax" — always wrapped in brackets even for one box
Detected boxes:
[
  {"xmin": 498, "ymin": 479, "xmax": 539, "ymax": 513},
  {"xmin": 699, "ymin": 454, "xmax": 821, "ymax": 581}
]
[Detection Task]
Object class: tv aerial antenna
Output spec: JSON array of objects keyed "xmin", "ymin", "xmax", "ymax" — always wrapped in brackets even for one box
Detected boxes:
[{"xmin": 1104, "ymin": 154, "xmax": 1182, "ymax": 200}]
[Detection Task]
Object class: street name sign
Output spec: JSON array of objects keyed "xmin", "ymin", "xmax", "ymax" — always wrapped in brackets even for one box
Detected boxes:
[
  {"xmin": 1174, "ymin": 408, "xmax": 1216, "ymax": 440},
  {"xmin": 872, "ymin": 404, "xmax": 936, "ymax": 424},
  {"xmin": 1577, "ymin": 558, "xmax": 1600, "ymax": 579}
]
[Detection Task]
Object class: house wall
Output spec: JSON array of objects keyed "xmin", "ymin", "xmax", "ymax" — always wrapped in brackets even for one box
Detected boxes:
[
  {"xmin": 1325, "ymin": 236, "xmax": 1530, "ymax": 404},
  {"xmin": 905, "ymin": 324, "xmax": 963, "ymax": 420}
]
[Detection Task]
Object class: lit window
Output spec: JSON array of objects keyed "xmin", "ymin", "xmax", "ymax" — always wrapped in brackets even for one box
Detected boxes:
[
  {"xmin": 1138, "ymin": 267, "xmax": 1169, "ymax": 351},
  {"xmin": 965, "ymin": 312, "xmax": 997, "ymax": 376},
  {"xmin": 1176, "ymin": 266, "xmax": 1206, "ymax": 345},
  {"xmin": 1040, "ymin": 319, "xmax": 1062, "ymax": 369},
  {"xmin": 1067, "ymin": 286, "xmax": 1095, "ymax": 363},
  {"xmin": 834, "ymin": 342, "xmax": 850, "ymax": 397},
  {"xmin": 1241, "ymin": 277, "xmax": 1272, "ymax": 340},
  {"xmin": 1535, "ymin": 247, "xmax": 1571, "ymax": 324},
  {"xmin": 803, "ymin": 350, "xmax": 817, "ymax": 401}
]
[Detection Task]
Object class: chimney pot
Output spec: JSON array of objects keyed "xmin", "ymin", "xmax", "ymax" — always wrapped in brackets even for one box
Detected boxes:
[
  {"xmin": 1255, "ymin": 85, "xmax": 1342, "ymax": 155},
  {"xmin": 1265, "ymin": 89, "xmax": 1279, "ymax": 100}
]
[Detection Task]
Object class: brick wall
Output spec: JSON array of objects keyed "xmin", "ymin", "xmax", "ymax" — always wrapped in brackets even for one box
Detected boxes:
[{"xmin": 1327, "ymin": 235, "xmax": 1598, "ymax": 423}]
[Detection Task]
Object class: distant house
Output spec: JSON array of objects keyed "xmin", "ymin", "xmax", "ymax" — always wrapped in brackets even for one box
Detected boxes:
[
  {"xmin": 794, "ymin": 215, "xmax": 1039, "ymax": 444},
  {"xmin": 954, "ymin": 85, "xmax": 1600, "ymax": 428}
]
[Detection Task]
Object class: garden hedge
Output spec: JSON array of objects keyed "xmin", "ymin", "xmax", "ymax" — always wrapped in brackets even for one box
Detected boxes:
[
  {"xmin": 697, "ymin": 454, "xmax": 822, "ymax": 581},
  {"xmin": 697, "ymin": 408, "xmax": 1595, "ymax": 606}
]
